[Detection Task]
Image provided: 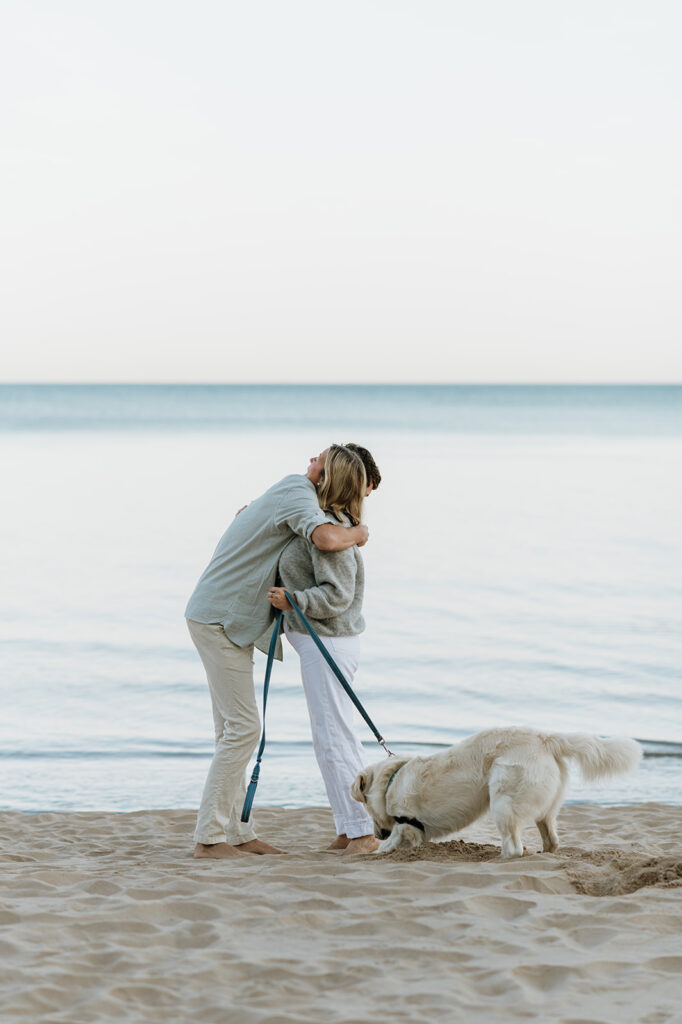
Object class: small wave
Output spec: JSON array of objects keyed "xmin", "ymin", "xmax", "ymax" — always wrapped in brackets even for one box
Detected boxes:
[
  {"xmin": 639, "ymin": 739, "xmax": 682, "ymax": 758},
  {"xmin": 1, "ymin": 737, "xmax": 680, "ymax": 760}
]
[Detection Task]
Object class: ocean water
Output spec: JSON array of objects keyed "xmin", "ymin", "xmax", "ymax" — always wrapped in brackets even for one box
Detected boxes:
[{"xmin": 1, "ymin": 384, "xmax": 681, "ymax": 814}]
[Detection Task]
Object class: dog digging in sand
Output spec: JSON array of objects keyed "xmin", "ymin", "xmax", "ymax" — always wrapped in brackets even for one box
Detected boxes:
[{"xmin": 350, "ymin": 728, "xmax": 642, "ymax": 859}]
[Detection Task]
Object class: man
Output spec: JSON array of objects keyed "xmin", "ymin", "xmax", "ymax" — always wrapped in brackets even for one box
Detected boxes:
[{"xmin": 185, "ymin": 444, "xmax": 380, "ymax": 859}]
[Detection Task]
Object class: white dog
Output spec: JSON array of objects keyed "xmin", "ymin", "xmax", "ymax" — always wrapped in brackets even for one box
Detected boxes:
[{"xmin": 350, "ymin": 728, "xmax": 641, "ymax": 859}]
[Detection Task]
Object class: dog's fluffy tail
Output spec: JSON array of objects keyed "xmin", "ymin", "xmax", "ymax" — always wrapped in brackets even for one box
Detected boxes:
[{"xmin": 543, "ymin": 733, "xmax": 642, "ymax": 781}]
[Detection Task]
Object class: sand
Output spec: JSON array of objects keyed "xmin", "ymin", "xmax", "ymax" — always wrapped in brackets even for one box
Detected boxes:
[{"xmin": 1, "ymin": 803, "xmax": 681, "ymax": 1023}]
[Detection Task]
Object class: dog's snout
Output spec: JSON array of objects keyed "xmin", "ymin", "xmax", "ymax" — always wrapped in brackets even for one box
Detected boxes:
[{"xmin": 375, "ymin": 827, "xmax": 392, "ymax": 841}]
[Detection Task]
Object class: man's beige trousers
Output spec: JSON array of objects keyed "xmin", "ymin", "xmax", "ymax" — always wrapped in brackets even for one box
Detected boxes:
[{"xmin": 187, "ymin": 619, "xmax": 260, "ymax": 846}]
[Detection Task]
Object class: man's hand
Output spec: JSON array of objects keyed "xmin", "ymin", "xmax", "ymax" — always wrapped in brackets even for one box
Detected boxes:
[
  {"xmin": 355, "ymin": 525, "xmax": 369, "ymax": 547},
  {"xmin": 268, "ymin": 587, "xmax": 292, "ymax": 611}
]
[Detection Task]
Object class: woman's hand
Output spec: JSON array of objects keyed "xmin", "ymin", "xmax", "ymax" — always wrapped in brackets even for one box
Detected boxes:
[{"xmin": 268, "ymin": 587, "xmax": 293, "ymax": 611}]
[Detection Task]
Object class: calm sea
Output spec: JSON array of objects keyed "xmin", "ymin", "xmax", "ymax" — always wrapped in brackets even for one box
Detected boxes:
[{"xmin": 1, "ymin": 384, "xmax": 681, "ymax": 813}]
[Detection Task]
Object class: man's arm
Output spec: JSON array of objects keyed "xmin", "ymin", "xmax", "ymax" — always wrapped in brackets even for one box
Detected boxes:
[
  {"xmin": 273, "ymin": 476, "xmax": 368, "ymax": 549},
  {"xmin": 311, "ymin": 522, "xmax": 368, "ymax": 551}
]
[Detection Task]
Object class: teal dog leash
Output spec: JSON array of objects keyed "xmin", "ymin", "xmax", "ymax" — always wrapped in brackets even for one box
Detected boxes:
[{"xmin": 241, "ymin": 591, "xmax": 393, "ymax": 823}]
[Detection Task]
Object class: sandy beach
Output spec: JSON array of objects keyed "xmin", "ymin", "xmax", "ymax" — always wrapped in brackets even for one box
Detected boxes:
[{"xmin": 1, "ymin": 803, "xmax": 681, "ymax": 1023}]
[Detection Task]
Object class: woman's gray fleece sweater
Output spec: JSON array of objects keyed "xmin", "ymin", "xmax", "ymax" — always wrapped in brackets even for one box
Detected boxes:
[{"xmin": 278, "ymin": 536, "xmax": 365, "ymax": 637}]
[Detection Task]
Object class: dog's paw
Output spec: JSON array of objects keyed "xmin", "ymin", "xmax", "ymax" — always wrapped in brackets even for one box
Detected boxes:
[
  {"xmin": 378, "ymin": 823, "xmax": 424, "ymax": 855},
  {"xmin": 499, "ymin": 845, "xmax": 530, "ymax": 860}
]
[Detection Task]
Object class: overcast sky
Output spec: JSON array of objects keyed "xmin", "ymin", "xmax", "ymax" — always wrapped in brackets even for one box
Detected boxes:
[{"xmin": 2, "ymin": 1, "xmax": 681, "ymax": 383}]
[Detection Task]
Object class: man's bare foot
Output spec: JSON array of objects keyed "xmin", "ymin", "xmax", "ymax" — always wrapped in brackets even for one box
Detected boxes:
[
  {"xmin": 235, "ymin": 839, "xmax": 286, "ymax": 855},
  {"xmin": 342, "ymin": 835, "xmax": 380, "ymax": 855},
  {"xmin": 193, "ymin": 842, "xmax": 248, "ymax": 860},
  {"xmin": 326, "ymin": 834, "xmax": 350, "ymax": 851}
]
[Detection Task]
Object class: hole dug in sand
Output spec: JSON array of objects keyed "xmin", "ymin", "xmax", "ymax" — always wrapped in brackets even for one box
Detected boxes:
[
  {"xmin": 562, "ymin": 849, "xmax": 682, "ymax": 897},
  {"xmin": 381, "ymin": 840, "xmax": 682, "ymax": 896},
  {"xmin": 379, "ymin": 840, "xmax": 503, "ymax": 863}
]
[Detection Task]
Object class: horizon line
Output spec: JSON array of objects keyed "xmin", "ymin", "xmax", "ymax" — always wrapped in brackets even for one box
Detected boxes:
[{"xmin": 1, "ymin": 381, "xmax": 681, "ymax": 388}]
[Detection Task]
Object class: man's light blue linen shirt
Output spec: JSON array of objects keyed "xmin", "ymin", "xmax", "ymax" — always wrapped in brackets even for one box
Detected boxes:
[{"xmin": 185, "ymin": 474, "xmax": 327, "ymax": 648}]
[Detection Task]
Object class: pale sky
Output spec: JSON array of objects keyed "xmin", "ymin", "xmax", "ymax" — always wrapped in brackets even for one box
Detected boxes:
[{"xmin": 2, "ymin": 0, "xmax": 681, "ymax": 382}]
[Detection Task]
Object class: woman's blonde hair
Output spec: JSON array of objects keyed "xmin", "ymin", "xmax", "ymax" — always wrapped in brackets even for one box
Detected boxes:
[{"xmin": 317, "ymin": 444, "xmax": 367, "ymax": 526}]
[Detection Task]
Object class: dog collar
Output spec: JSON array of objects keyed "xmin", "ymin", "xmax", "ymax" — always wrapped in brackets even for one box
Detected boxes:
[
  {"xmin": 392, "ymin": 815, "xmax": 426, "ymax": 832},
  {"xmin": 384, "ymin": 766, "xmax": 426, "ymax": 833}
]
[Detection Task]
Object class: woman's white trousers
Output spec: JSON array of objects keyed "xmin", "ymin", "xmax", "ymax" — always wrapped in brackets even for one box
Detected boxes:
[{"xmin": 286, "ymin": 628, "xmax": 374, "ymax": 839}]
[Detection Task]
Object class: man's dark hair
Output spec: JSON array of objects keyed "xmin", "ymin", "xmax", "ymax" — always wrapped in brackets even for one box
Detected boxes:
[{"xmin": 344, "ymin": 443, "xmax": 381, "ymax": 490}]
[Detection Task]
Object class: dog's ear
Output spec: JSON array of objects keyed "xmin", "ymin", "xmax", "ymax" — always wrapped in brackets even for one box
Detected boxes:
[{"xmin": 350, "ymin": 771, "xmax": 368, "ymax": 804}]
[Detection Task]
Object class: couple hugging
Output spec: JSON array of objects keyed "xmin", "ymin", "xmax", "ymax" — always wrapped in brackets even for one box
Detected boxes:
[{"xmin": 185, "ymin": 442, "xmax": 382, "ymax": 859}]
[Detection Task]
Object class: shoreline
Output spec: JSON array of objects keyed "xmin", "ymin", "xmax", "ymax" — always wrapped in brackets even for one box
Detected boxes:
[
  {"xmin": 6, "ymin": 789, "xmax": 682, "ymax": 815},
  {"xmin": 2, "ymin": 804, "xmax": 681, "ymax": 1022},
  {"xmin": 3, "ymin": 742, "xmax": 681, "ymax": 814}
]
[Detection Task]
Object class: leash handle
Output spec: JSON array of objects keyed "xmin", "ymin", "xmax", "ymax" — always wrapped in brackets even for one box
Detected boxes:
[
  {"xmin": 241, "ymin": 611, "xmax": 282, "ymax": 822},
  {"xmin": 283, "ymin": 590, "xmax": 394, "ymax": 755}
]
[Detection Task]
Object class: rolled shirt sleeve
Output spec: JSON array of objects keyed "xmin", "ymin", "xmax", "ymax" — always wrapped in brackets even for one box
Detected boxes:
[{"xmin": 274, "ymin": 479, "xmax": 328, "ymax": 540}]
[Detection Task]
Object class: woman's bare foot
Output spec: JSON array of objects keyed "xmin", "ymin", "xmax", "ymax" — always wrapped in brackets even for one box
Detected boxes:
[
  {"xmin": 342, "ymin": 835, "xmax": 380, "ymax": 855},
  {"xmin": 193, "ymin": 842, "xmax": 248, "ymax": 859},
  {"xmin": 326, "ymin": 834, "xmax": 350, "ymax": 851},
  {"xmin": 235, "ymin": 839, "xmax": 286, "ymax": 855}
]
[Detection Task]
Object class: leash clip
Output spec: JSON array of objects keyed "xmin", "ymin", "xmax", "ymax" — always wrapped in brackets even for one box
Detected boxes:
[{"xmin": 379, "ymin": 737, "xmax": 396, "ymax": 758}]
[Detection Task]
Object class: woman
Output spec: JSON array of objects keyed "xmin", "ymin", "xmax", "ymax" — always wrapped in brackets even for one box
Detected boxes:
[{"xmin": 268, "ymin": 444, "xmax": 378, "ymax": 854}]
